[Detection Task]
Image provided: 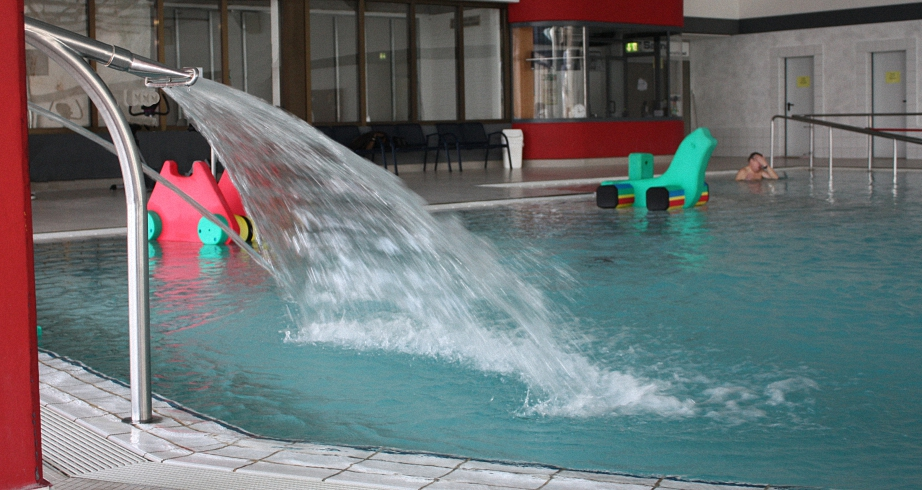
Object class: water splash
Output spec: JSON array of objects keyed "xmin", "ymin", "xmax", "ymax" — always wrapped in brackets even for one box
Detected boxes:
[{"xmin": 165, "ymin": 79, "xmax": 691, "ymax": 417}]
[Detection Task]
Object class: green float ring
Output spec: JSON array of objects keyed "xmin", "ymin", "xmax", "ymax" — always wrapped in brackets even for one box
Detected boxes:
[
  {"xmin": 197, "ymin": 215, "xmax": 229, "ymax": 245},
  {"xmin": 147, "ymin": 211, "xmax": 162, "ymax": 240}
]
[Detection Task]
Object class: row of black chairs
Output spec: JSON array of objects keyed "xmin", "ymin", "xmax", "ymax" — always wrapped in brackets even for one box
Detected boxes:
[
  {"xmin": 313, "ymin": 125, "xmax": 391, "ymax": 170},
  {"xmin": 314, "ymin": 123, "xmax": 511, "ymax": 175},
  {"xmin": 433, "ymin": 123, "xmax": 512, "ymax": 172}
]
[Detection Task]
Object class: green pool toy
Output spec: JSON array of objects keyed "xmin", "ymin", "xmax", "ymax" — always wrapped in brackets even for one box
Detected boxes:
[
  {"xmin": 597, "ymin": 127, "xmax": 717, "ymax": 210},
  {"xmin": 147, "ymin": 211, "xmax": 162, "ymax": 240},
  {"xmin": 197, "ymin": 215, "xmax": 229, "ymax": 245}
]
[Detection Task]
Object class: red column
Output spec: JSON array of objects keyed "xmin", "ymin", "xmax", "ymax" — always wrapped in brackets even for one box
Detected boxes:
[{"xmin": 0, "ymin": 2, "xmax": 45, "ymax": 489}]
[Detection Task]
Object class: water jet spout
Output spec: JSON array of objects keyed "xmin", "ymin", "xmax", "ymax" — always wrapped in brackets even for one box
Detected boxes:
[{"xmin": 24, "ymin": 16, "xmax": 198, "ymax": 86}]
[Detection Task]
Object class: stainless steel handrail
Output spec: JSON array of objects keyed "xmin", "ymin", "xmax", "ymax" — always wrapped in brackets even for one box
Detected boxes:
[
  {"xmin": 770, "ymin": 114, "xmax": 922, "ymax": 185},
  {"xmin": 25, "ymin": 16, "xmax": 203, "ymax": 423},
  {"xmin": 25, "ymin": 26, "xmax": 154, "ymax": 423},
  {"xmin": 795, "ymin": 112, "xmax": 922, "ymax": 118},
  {"xmin": 791, "ymin": 112, "xmax": 922, "ymax": 173}
]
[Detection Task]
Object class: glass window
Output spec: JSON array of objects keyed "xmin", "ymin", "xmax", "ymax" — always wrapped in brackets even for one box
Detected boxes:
[
  {"xmin": 668, "ymin": 38, "xmax": 689, "ymax": 118},
  {"xmin": 625, "ymin": 38, "xmax": 660, "ymax": 118},
  {"xmin": 365, "ymin": 2, "xmax": 409, "ymax": 122},
  {"xmin": 585, "ymin": 27, "xmax": 622, "ymax": 118},
  {"xmin": 520, "ymin": 26, "xmax": 586, "ymax": 120},
  {"xmin": 512, "ymin": 25, "xmax": 673, "ymax": 121},
  {"xmin": 415, "ymin": 4, "xmax": 456, "ymax": 121},
  {"xmin": 228, "ymin": 2, "xmax": 272, "ymax": 103},
  {"xmin": 95, "ymin": 0, "xmax": 157, "ymax": 128},
  {"xmin": 25, "ymin": 0, "xmax": 91, "ymax": 128},
  {"xmin": 311, "ymin": 0, "xmax": 359, "ymax": 123},
  {"xmin": 462, "ymin": 7, "xmax": 502, "ymax": 120},
  {"xmin": 163, "ymin": 0, "xmax": 222, "ymax": 126}
]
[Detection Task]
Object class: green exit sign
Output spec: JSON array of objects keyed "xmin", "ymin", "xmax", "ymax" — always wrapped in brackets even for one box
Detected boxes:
[{"xmin": 625, "ymin": 42, "xmax": 638, "ymax": 53}]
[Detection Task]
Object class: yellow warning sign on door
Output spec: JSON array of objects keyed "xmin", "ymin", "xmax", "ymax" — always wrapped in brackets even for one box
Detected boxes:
[
  {"xmin": 886, "ymin": 71, "xmax": 901, "ymax": 84},
  {"xmin": 796, "ymin": 76, "xmax": 811, "ymax": 88}
]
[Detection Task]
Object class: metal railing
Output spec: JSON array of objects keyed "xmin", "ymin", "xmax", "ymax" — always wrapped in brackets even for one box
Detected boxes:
[
  {"xmin": 770, "ymin": 113, "xmax": 922, "ymax": 184},
  {"xmin": 25, "ymin": 17, "xmax": 197, "ymax": 423}
]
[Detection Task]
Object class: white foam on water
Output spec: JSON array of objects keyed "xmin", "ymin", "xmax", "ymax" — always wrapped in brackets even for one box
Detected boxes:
[{"xmin": 166, "ymin": 79, "xmax": 691, "ymax": 418}]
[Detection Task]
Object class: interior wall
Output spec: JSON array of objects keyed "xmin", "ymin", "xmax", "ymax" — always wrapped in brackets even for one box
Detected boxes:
[
  {"xmin": 738, "ymin": 0, "xmax": 921, "ymax": 18},
  {"xmin": 689, "ymin": 19, "xmax": 920, "ymax": 159},
  {"xmin": 683, "ymin": 0, "xmax": 739, "ymax": 19},
  {"xmin": 684, "ymin": 0, "xmax": 922, "ymax": 19}
]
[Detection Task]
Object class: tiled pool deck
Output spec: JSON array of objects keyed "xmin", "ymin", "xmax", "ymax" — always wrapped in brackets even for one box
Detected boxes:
[
  {"xmin": 39, "ymin": 352, "xmax": 784, "ymax": 490},
  {"xmin": 34, "ymin": 157, "xmax": 846, "ymax": 490}
]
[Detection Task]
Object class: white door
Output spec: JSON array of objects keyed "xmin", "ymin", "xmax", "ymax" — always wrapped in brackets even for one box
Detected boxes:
[
  {"xmin": 785, "ymin": 56, "xmax": 814, "ymax": 157},
  {"xmin": 872, "ymin": 51, "xmax": 907, "ymax": 158}
]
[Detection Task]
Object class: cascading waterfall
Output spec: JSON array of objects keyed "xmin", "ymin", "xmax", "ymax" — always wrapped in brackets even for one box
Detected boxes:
[{"xmin": 166, "ymin": 79, "xmax": 692, "ymax": 417}]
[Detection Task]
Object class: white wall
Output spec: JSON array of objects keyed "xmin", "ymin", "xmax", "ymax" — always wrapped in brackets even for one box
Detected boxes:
[
  {"xmin": 684, "ymin": 0, "xmax": 739, "ymax": 19},
  {"xmin": 738, "ymin": 0, "xmax": 919, "ymax": 18},
  {"xmin": 685, "ymin": 0, "xmax": 919, "ymax": 19},
  {"xmin": 689, "ymin": 19, "xmax": 920, "ymax": 158}
]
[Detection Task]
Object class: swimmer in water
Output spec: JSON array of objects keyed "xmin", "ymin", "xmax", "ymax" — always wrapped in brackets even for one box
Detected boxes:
[{"xmin": 736, "ymin": 152, "xmax": 779, "ymax": 181}]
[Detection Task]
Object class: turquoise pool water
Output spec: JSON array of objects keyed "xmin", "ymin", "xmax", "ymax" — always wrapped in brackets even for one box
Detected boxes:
[{"xmin": 36, "ymin": 170, "xmax": 922, "ymax": 489}]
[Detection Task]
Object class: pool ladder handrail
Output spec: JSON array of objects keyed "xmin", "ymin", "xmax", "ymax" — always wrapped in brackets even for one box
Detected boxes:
[
  {"xmin": 770, "ymin": 113, "xmax": 922, "ymax": 184},
  {"xmin": 24, "ymin": 16, "xmax": 265, "ymax": 424}
]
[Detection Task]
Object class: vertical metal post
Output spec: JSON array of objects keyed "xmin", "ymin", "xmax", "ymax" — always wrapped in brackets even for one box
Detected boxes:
[
  {"xmin": 242, "ymin": 11, "xmax": 249, "ymax": 93},
  {"xmin": 270, "ymin": 0, "xmax": 281, "ymax": 107},
  {"xmin": 174, "ymin": 9, "xmax": 181, "ymax": 67},
  {"xmin": 868, "ymin": 116, "xmax": 874, "ymax": 172},
  {"xmin": 769, "ymin": 118, "xmax": 775, "ymax": 168},
  {"xmin": 390, "ymin": 18, "xmax": 396, "ymax": 120},
  {"xmin": 893, "ymin": 138, "xmax": 898, "ymax": 184},
  {"xmin": 582, "ymin": 26, "xmax": 589, "ymax": 113},
  {"xmin": 333, "ymin": 16, "xmax": 341, "ymax": 121},
  {"xmin": 208, "ymin": 10, "xmax": 215, "ymax": 80},
  {"xmin": 828, "ymin": 126, "xmax": 833, "ymax": 179},
  {"xmin": 809, "ymin": 123, "xmax": 814, "ymax": 170}
]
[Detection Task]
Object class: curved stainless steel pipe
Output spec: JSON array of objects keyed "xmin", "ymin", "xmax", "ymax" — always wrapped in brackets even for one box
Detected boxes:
[
  {"xmin": 25, "ymin": 17, "xmax": 198, "ymax": 86},
  {"xmin": 25, "ymin": 27, "xmax": 154, "ymax": 423}
]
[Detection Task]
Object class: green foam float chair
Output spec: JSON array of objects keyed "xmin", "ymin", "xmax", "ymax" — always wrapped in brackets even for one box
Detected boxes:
[{"xmin": 600, "ymin": 127, "xmax": 717, "ymax": 209}]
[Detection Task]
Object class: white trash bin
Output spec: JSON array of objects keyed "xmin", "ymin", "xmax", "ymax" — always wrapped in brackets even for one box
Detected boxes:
[{"xmin": 502, "ymin": 129, "xmax": 524, "ymax": 169}]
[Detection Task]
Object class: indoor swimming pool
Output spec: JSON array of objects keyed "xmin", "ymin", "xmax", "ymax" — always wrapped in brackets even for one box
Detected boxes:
[{"xmin": 35, "ymin": 169, "xmax": 922, "ymax": 490}]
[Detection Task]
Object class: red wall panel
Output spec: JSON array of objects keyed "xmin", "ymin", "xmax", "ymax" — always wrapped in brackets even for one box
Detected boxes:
[
  {"xmin": 508, "ymin": 0, "xmax": 683, "ymax": 27},
  {"xmin": 513, "ymin": 120, "xmax": 685, "ymax": 160},
  {"xmin": 0, "ymin": 3, "xmax": 44, "ymax": 489}
]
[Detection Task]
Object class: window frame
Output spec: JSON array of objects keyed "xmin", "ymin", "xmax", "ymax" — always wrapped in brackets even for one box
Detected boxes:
[
  {"xmin": 24, "ymin": 0, "xmax": 509, "ymax": 134},
  {"xmin": 308, "ymin": 0, "xmax": 509, "ymax": 126},
  {"xmin": 510, "ymin": 21, "xmax": 679, "ymax": 123}
]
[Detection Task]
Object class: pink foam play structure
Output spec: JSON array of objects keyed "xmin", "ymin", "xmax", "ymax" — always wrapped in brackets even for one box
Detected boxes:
[
  {"xmin": 148, "ymin": 160, "xmax": 239, "ymax": 243},
  {"xmin": 218, "ymin": 170, "xmax": 246, "ymax": 217}
]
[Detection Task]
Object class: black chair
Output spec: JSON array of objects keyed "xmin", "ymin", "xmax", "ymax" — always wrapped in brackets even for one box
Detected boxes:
[
  {"xmin": 436, "ymin": 122, "xmax": 512, "ymax": 169},
  {"xmin": 371, "ymin": 124, "xmax": 453, "ymax": 172},
  {"xmin": 314, "ymin": 125, "xmax": 393, "ymax": 173}
]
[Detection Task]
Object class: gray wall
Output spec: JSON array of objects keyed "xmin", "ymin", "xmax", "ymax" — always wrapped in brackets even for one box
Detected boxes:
[
  {"xmin": 689, "ymin": 19, "xmax": 921, "ymax": 159},
  {"xmin": 30, "ymin": 131, "xmax": 212, "ymax": 183}
]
